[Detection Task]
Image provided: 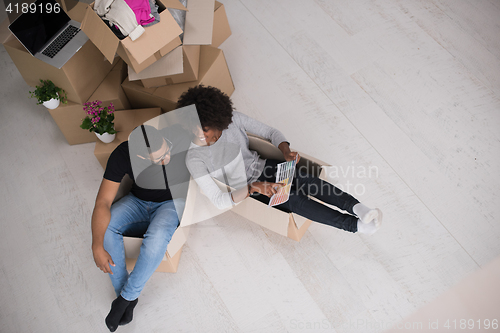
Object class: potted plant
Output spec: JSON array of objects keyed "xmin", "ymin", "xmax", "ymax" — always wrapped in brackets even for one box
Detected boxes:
[
  {"xmin": 80, "ymin": 100, "xmax": 117, "ymax": 143},
  {"xmin": 29, "ymin": 79, "xmax": 67, "ymax": 109}
]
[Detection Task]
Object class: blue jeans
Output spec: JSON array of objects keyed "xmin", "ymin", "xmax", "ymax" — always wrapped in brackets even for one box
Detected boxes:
[
  {"xmin": 103, "ymin": 193, "xmax": 181, "ymax": 301},
  {"xmin": 252, "ymin": 159, "xmax": 359, "ymax": 233}
]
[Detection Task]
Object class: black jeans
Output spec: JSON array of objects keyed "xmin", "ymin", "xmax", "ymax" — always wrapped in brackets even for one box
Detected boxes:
[{"xmin": 251, "ymin": 159, "xmax": 359, "ymax": 233}]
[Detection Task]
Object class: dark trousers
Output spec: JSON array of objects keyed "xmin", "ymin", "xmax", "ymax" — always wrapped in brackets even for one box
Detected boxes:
[{"xmin": 251, "ymin": 159, "xmax": 359, "ymax": 233}]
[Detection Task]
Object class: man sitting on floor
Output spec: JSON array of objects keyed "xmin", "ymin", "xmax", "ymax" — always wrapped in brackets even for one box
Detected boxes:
[{"xmin": 91, "ymin": 123, "xmax": 191, "ymax": 332}]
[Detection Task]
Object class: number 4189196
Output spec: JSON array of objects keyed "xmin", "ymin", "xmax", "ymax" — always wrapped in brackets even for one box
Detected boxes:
[
  {"xmin": 6, "ymin": 2, "xmax": 61, "ymax": 14},
  {"xmin": 444, "ymin": 319, "xmax": 498, "ymax": 330}
]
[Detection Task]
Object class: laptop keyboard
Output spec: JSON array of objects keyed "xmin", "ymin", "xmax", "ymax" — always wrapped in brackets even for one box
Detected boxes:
[{"xmin": 41, "ymin": 25, "xmax": 80, "ymax": 58}]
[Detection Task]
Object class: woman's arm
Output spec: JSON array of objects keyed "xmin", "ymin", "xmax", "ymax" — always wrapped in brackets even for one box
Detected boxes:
[
  {"xmin": 186, "ymin": 154, "xmax": 236, "ymax": 209},
  {"xmin": 187, "ymin": 157, "xmax": 284, "ymax": 209},
  {"xmin": 234, "ymin": 112, "xmax": 299, "ymax": 162},
  {"xmin": 192, "ymin": 173, "xmax": 236, "ymax": 209},
  {"xmin": 278, "ymin": 141, "xmax": 300, "ymax": 162},
  {"xmin": 234, "ymin": 111, "xmax": 289, "ymax": 148}
]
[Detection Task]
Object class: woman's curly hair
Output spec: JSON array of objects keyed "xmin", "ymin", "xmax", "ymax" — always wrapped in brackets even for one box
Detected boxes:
[{"xmin": 177, "ymin": 85, "xmax": 234, "ymax": 131}]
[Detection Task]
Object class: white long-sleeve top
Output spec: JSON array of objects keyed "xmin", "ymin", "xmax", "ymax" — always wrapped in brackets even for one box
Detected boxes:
[{"xmin": 186, "ymin": 111, "xmax": 288, "ymax": 209}]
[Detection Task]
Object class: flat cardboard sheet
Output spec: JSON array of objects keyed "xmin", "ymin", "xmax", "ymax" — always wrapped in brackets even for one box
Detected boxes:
[
  {"xmin": 128, "ymin": 46, "xmax": 184, "ymax": 81},
  {"xmin": 183, "ymin": 0, "xmax": 215, "ymax": 45}
]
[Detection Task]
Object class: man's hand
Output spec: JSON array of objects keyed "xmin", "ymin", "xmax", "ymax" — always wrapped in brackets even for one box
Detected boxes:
[
  {"xmin": 92, "ymin": 245, "xmax": 115, "ymax": 274},
  {"xmin": 251, "ymin": 182, "xmax": 284, "ymax": 197}
]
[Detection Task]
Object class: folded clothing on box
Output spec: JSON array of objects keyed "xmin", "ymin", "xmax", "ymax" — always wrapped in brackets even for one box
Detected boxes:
[
  {"xmin": 144, "ymin": 0, "xmax": 161, "ymax": 27},
  {"xmin": 124, "ymin": 0, "xmax": 155, "ymax": 25},
  {"xmin": 103, "ymin": 19, "xmax": 127, "ymax": 40}
]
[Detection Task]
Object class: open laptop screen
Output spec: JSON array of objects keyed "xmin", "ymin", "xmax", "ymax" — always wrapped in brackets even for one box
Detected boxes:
[{"xmin": 9, "ymin": 0, "xmax": 70, "ymax": 55}]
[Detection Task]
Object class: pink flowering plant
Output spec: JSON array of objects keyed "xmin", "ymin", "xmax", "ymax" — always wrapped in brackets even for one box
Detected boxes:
[{"xmin": 80, "ymin": 101, "xmax": 117, "ymax": 135}]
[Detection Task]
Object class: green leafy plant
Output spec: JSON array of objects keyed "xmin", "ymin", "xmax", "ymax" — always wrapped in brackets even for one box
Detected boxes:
[
  {"xmin": 80, "ymin": 100, "xmax": 117, "ymax": 135},
  {"xmin": 29, "ymin": 79, "xmax": 67, "ymax": 104}
]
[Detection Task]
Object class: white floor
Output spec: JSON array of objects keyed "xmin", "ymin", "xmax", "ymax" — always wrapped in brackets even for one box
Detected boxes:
[{"xmin": 1, "ymin": 0, "xmax": 499, "ymax": 332}]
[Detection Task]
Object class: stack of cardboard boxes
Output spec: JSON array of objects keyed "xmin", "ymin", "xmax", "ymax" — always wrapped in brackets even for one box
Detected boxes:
[
  {"xmin": 1, "ymin": 0, "xmax": 233, "ymax": 145},
  {"xmin": 80, "ymin": 0, "xmax": 234, "ymax": 113}
]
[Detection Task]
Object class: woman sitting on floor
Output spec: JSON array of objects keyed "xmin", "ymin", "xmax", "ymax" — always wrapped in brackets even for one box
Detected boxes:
[{"xmin": 179, "ymin": 85, "xmax": 383, "ymax": 235}]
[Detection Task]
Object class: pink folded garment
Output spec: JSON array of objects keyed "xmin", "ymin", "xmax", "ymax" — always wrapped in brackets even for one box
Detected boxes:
[{"xmin": 123, "ymin": 0, "xmax": 155, "ymax": 25}]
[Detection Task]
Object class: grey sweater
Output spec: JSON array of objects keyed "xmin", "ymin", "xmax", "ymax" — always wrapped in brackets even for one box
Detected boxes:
[{"xmin": 186, "ymin": 111, "xmax": 288, "ymax": 209}]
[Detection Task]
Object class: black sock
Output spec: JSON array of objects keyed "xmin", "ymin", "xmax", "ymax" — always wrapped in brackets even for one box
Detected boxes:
[
  {"xmin": 105, "ymin": 296, "xmax": 132, "ymax": 332},
  {"xmin": 119, "ymin": 298, "xmax": 138, "ymax": 326}
]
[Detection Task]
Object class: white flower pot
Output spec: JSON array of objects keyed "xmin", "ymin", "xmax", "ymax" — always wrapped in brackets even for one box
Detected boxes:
[
  {"xmin": 95, "ymin": 132, "xmax": 116, "ymax": 143},
  {"xmin": 43, "ymin": 97, "xmax": 60, "ymax": 109}
]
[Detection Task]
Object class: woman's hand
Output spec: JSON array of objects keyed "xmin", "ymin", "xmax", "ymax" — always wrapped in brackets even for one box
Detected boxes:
[
  {"xmin": 278, "ymin": 142, "xmax": 300, "ymax": 163},
  {"xmin": 251, "ymin": 182, "xmax": 284, "ymax": 197},
  {"xmin": 283, "ymin": 151, "xmax": 300, "ymax": 162}
]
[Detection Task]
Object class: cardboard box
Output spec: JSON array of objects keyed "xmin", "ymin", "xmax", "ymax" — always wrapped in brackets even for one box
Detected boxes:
[
  {"xmin": 87, "ymin": 59, "xmax": 131, "ymax": 110},
  {"xmin": 233, "ymin": 134, "xmax": 329, "ymax": 241},
  {"xmin": 80, "ymin": 0, "xmax": 181, "ymax": 74},
  {"xmin": 122, "ymin": 46, "xmax": 234, "ymax": 113},
  {"xmin": 110, "ymin": 173, "xmax": 191, "ymax": 273},
  {"xmin": 212, "ymin": 1, "xmax": 232, "ymax": 48},
  {"xmin": 81, "ymin": 0, "xmax": 215, "ymax": 74},
  {"xmin": 181, "ymin": 134, "xmax": 329, "ymax": 241},
  {"xmin": 235, "ymin": 134, "xmax": 329, "ymax": 240},
  {"xmin": 129, "ymin": 45, "xmax": 201, "ymax": 88},
  {"xmin": 118, "ymin": 37, "xmax": 183, "ymax": 75},
  {"xmin": 47, "ymin": 59, "xmax": 130, "ymax": 146},
  {"xmin": 94, "ymin": 108, "xmax": 162, "ymax": 168},
  {"xmin": 124, "ymin": 225, "xmax": 190, "ymax": 272},
  {"xmin": 1, "ymin": 27, "xmax": 113, "ymax": 104},
  {"xmin": 60, "ymin": 0, "xmax": 89, "ymax": 22},
  {"xmin": 48, "ymin": 101, "xmax": 97, "ymax": 145},
  {"xmin": 109, "ymin": 57, "xmax": 129, "ymax": 83}
]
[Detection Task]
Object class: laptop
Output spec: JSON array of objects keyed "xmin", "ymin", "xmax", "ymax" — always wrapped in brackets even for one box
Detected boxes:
[{"xmin": 8, "ymin": 0, "xmax": 89, "ymax": 69}]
